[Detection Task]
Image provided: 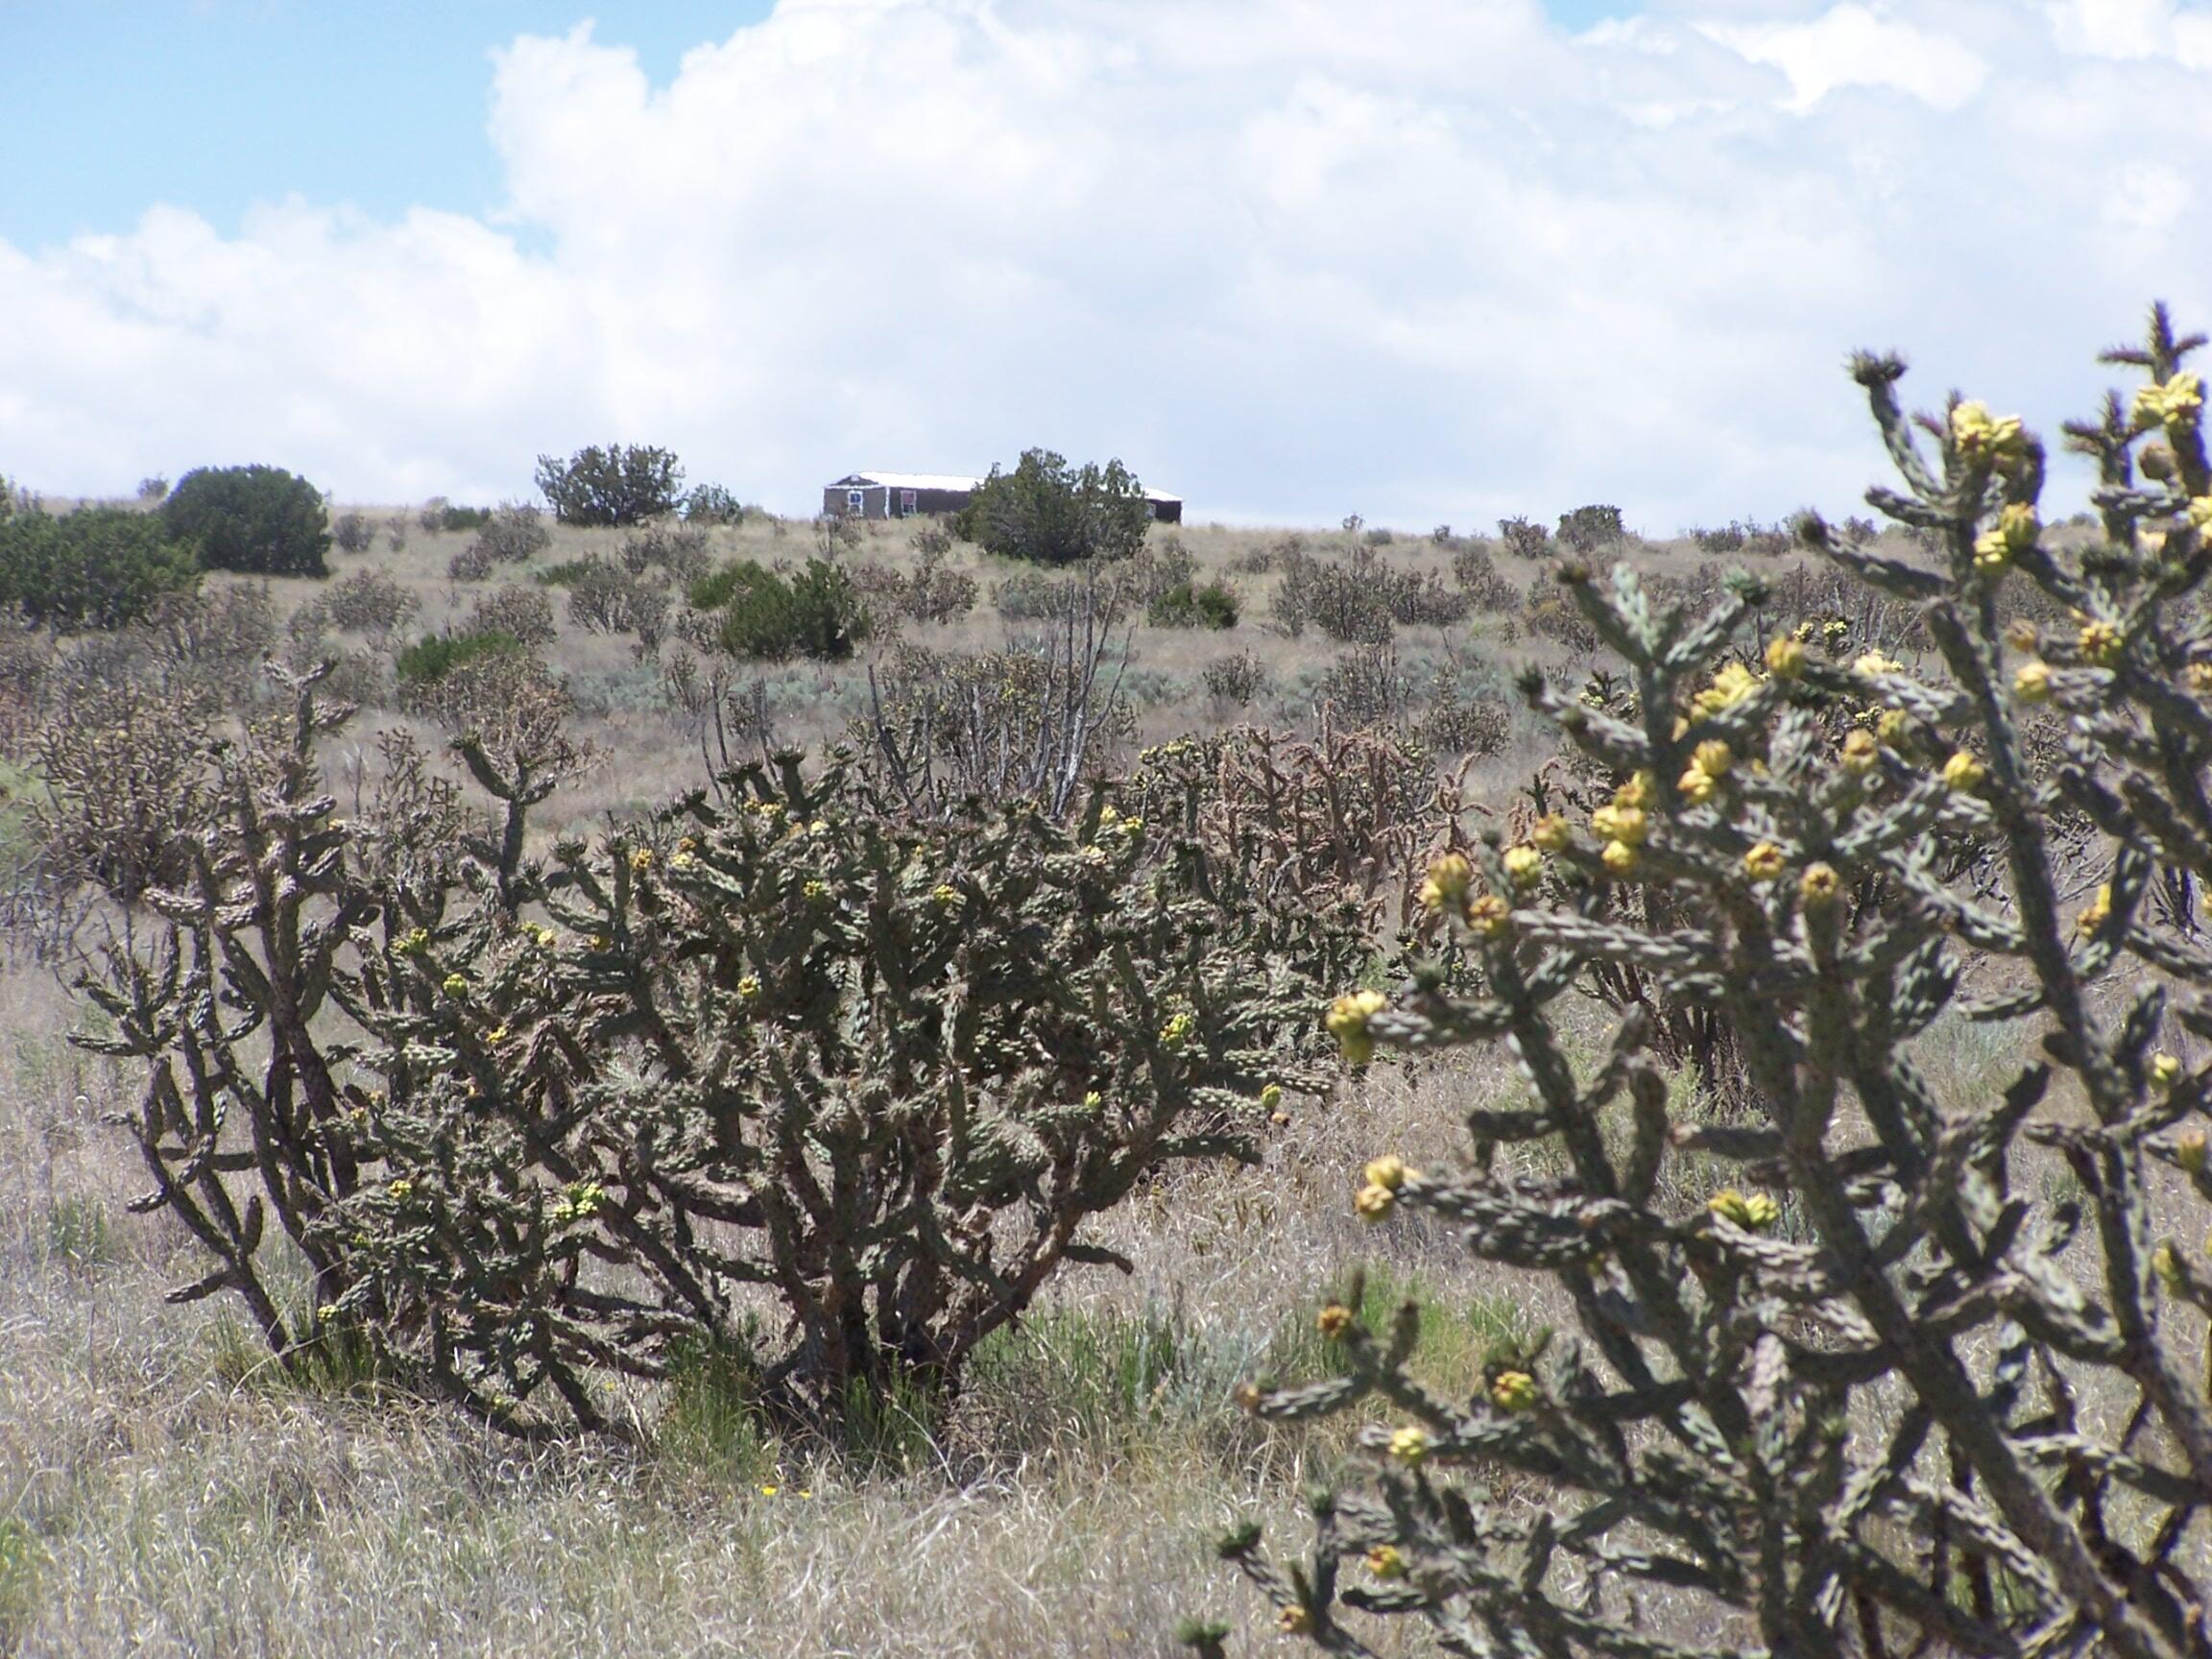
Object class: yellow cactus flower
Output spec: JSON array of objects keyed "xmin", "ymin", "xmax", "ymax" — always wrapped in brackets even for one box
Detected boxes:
[
  {"xmin": 1972, "ymin": 528, "xmax": 2012, "ymax": 571},
  {"xmin": 1467, "ymin": 894, "xmax": 1512, "ymax": 938},
  {"xmin": 1354, "ymin": 1183, "xmax": 1396, "ymax": 1223},
  {"xmin": 442, "ymin": 973, "xmax": 469, "ymax": 997},
  {"xmin": 1692, "ymin": 739, "xmax": 1735, "ymax": 779},
  {"xmin": 1615, "ymin": 770, "xmax": 1657, "ymax": 810},
  {"xmin": 1503, "ymin": 844, "xmax": 1544, "ymax": 889},
  {"xmin": 1744, "ymin": 843, "xmax": 1786, "ymax": 883},
  {"xmin": 1419, "ymin": 853, "xmax": 1476, "ymax": 913},
  {"xmin": 803, "ymin": 878, "xmax": 830, "ymax": 902},
  {"xmin": 1839, "ymin": 730, "xmax": 1880, "ymax": 774},
  {"xmin": 2078, "ymin": 620, "xmax": 2123, "ymax": 666},
  {"xmin": 1160, "ymin": 1011, "xmax": 1196, "ymax": 1048},
  {"xmin": 1387, "ymin": 1426, "xmax": 1431, "ymax": 1465},
  {"xmin": 931, "ymin": 883, "xmax": 963, "ymax": 909},
  {"xmin": 1531, "ymin": 814, "xmax": 1573, "ymax": 852},
  {"xmin": 1278, "ymin": 1605, "xmax": 1314, "ymax": 1636},
  {"xmin": 486, "ymin": 1024, "xmax": 509, "ymax": 1046},
  {"xmin": 1316, "ymin": 1303, "xmax": 1354, "ymax": 1340},
  {"xmin": 2152, "ymin": 1242, "xmax": 2184, "ymax": 1289},
  {"xmin": 1601, "ymin": 839, "xmax": 1640, "ymax": 877},
  {"xmin": 1590, "ymin": 804, "xmax": 1647, "ymax": 847},
  {"xmin": 2007, "ymin": 619, "xmax": 2041, "ymax": 653},
  {"xmin": 1694, "ymin": 661, "xmax": 1765, "ymax": 715},
  {"xmin": 1765, "ymin": 636, "xmax": 1807, "ymax": 679},
  {"xmin": 1941, "ymin": 751, "xmax": 1986, "ymax": 793},
  {"xmin": 1327, "ymin": 990, "xmax": 1389, "ymax": 1067},
  {"xmin": 1491, "ymin": 1370, "xmax": 1539, "ymax": 1412},
  {"xmin": 630, "ymin": 847, "xmax": 654, "ymax": 875},
  {"xmin": 387, "ymin": 1177, "xmax": 414, "ymax": 1200},
  {"xmin": 1677, "ymin": 767, "xmax": 1719, "ymax": 805},
  {"xmin": 2190, "ymin": 661, "xmax": 2212, "ymax": 694},
  {"xmin": 2013, "ymin": 661, "xmax": 2053, "ymax": 704},
  {"xmin": 316, "ymin": 1304, "xmax": 340, "ymax": 1325},
  {"xmin": 1799, "ymin": 862, "xmax": 1841, "ymax": 906},
  {"xmin": 2152, "ymin": 1052, "xmax": 2183, "ymax": 1090},
  {"xmin": 1260, "ymin": 1082, "xmax": 1283, "ymax": 1112},
  {"xmin": 397, "ymin": 927, "xmax": 431, "ymax": 956},
  {"xmin": 1876, "ymin": 708, "xmax": 1911, "ymax": 748},
  {"xmin": 1951, "ymin": 400, "xmax": 2026, "ymax": 464},
  {"xmin": 1853, "ymin": 650, "xmax": 1904, "ymax": 679},
  {"xmin": 669, "ymin": 851, "xmax": 695, "ymax": 870},
  {"xmin": 737, "ymin": 974, "xmax": 763, "ymax": 1000},
  {"xmin": 1366, "ymin": 1544, "xmax": 1407, "ymax": 1579},
  {"xmin": 1364, "ymin": 1155, "xmax": 1410, "ymax": 1191},
  {"xmin": 1708, "ymin": 1189, "xmax": 1781, "ymax": 1230}
]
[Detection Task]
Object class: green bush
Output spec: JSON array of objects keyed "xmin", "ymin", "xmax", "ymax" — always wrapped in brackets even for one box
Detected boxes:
[
  {"xmin": 1221, "ymin": 304, "xmax": 2212, "ymax": 1657},
  {"xmin": 698, "ymin": 559, "xmax": 868, "ymax": 661},
  {"xmin": 957, "ymin": 448, "xmax": 1151, "ymax": 566},
  {"xmin": 681, "ymin": 483, "xmax": 744, "ymax": 525},
  {"xmin": 0, "ymin": 504, "xmax": 201, "ymax": 630},
  {"xmin": 1147, "ymin": 579, "xmax": 1239, "ymax": 630},
  {"xmin": 535, "ymin": 445, "xmax": 684, "ymax": 527},
  {"xmin": 439, "ymin": 504, "xmax": 493, "ymax": 533},
  {"xmin": 160, "ymin": 465, "xmax": 330, "ymax": 577},
  {"xmin": 394, "ymin": 628, "xmax": 524, "ymax": 687}
]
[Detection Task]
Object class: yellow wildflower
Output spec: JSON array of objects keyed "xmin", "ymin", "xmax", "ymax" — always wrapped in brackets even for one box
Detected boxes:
[
  {"xmin": 803, "ymin": 878, "xmax": 829, "ymax": 902},
  {"xmin": 737, "ymin": 974, "xmax": 763, "ymax": 1000},
  {"xmin": 1695, "ymin": 661, "xmax": 1766, "ymax": 715},
  {"xmin": 388, "ymin": 1177, "xmax": 414, "ymax": 1200}
]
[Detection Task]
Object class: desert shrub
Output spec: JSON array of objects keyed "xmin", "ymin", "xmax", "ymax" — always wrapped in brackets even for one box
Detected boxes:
[
  {"xmin": 1554, "ymin": 500, "xmax": 1625, "ymax": 551},
  {"xmin": 29, "ymin": 678, "xmax": 218, "ymax": 904},
  {"xmin": 1310, "ymin": 641, "xmax": 1412, "ymax": 729},
  {"xmin": 849, "ymin": 551, "xmax": 977, "ymax": 627},
  {"xmin": 680, "ymin": 482, "xmax": 744, "ymax": 525},
  {"xmin": 1221, "ymin": 304, "xmax": 2212, "ymax": 1657},
  {"xmin": 1449, "ymin": 542, "xmax": 1518, "ymax": 612},
  {"xmin": 1276, "ymin": 547, "xmax": 1466, "ymax": 641},
  {"xmin": 564, "ymin": 556, "xmax": 672, "ymax": 649},
  {"xmin": 0, "ymin": 504, "xmax": 201, "ymax": 630},
  {"xmin": 416, "ymin": 497, "xmax": 450, "ymax": 533},
  {"xmin": 533, "ymin": 557, "xmax": 598, "ymax": 589},
  {"xmin": 1203, "ymin": 651, "xmax": 1270, "ymax": 708},
  {"xmin": 331, "ymin": 511, "xmax": 374, "ymax": 555},
  {"xmin": 1497, "ymin": 514, "xmax": 1551, "ymax": 559},
  {"xmin": 701, "ymin": 559, "xmax": 868, "ymax": 662},
  {"xmin": 445, "ymin": 541, "xmax": 495, "ymax": 583},
  {"xmin": 77, "ymin": 685, "xmax": 1351, "ymax": 1433},
  {"xmin": 142, "ymin": 583, "xmax": 281, "ymax": 702},
  {"xmin": 1362, "ymin": 526, "xmax": 1394, "ymax": 547},
  {"xmin": 462, "ymin": 502, "xmax": 551, "ymax": 570},
  {"xmin": 1148, "ymin": 579, "xmax": 1239, "ymax": 630},
  {"xmin": 992, "ymin": 566, "xmax": 1094, "ymax": 623},
  {"xmin": 383, "ymin": 514, "xmax": 408, "ymax": 554},
  {"xmin": 322, "ymin": 568, "xmax": 420, "ymax": 637},
  {"xmin": 619, "ymin": 522, "xmax": 712, "ymax": 587},
  {"xmin": 535, "ymin": 444, "xmax": 684, "ymax": 527},
  {"xmin": 1114, "ymin": 534, "xmax": 1198, "ymax": 611},
  {"xmin": 1688, "ymin": 519, "xmax": 1748, "ymax": 553},
  {"xmin": 468, "ymin": 584, "xmax": 558, "ymax": 650},
  {"xmin": 957, "ymin": 448, "xmax": 1151, "ymax": 566},
  {"xmin": 394, "ymin": 628, "xmax": 525, "ymax": 689},
  {"xmin": 910, "ymin": 520, "xmax": 955, "ymax": 560},
  {"xmin": 1522, "ymin": 588, "xmax": 1600, "ymax": 655},
  {"xmin": 159, "ymin": 465, "xmax": 330, "ymax": 578}
]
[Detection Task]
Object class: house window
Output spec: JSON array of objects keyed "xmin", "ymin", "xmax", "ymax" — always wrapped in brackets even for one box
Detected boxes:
[
  {"xmin": 900, "ymin": 491, "xmax": 918, "ymax": 517},
  {"xmin": 846, "ymin": 490, "xmax": 865, "ymax": 513}
]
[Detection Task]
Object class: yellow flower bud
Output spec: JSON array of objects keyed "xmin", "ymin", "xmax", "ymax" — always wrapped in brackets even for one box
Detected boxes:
[
  {"xmin": 1692, "ymin": 740, "xmax": 1735, "ymax": 779},
  {"xmin": 1419, "ymin": 853, "xmax": 1475, "ymax": 913},
  {"xmin": 1972, "ymin": 528, "xmax": 2012, "ymax": 571},
  {"xmin": 1490, "ymin": 1370, "xmax": 1539, "ymax": 1412},
  {"xmin": 1839, "ymin": 730, "xmax": 1880, "ymax": 774},
  {"xmin": 2152, "ymin": 1052, "xmax": 2183, "ymax": 1090},
  {"xmin": 1799, "ymin": 862, "xmax": 1841, "ymax": 906},
  {"xmin": 1387, "ymin": 1426, "xmax": 1431, "ymax": 1465},
  {"xmin": 1467, "ymin": 894, "xmax": 1512, "ymax": 937},
  {"xmin": 2013, "ymin": 661, "xmax": 2052, "ymax": 704},
  {"xmin": 1743, "ymin": 842, "xmax": 1786, "ymax": 884},
  {"xmin": 1530, "ymin": 814, "xmax": 1572, "ymax": 852},
  {"xmin": 1853, "ymin": 650, "xmax": 1904, "ymax": 679},
  {"xmin": 630, "ymin": 847, "xmax": 654, "ymax": 874},
  {"xmin": 2078, "ymin": 620, "xmax": 2123, "ymax": 667},
  {"xmin": 1876, "ymin": 708, "xmax": 1911, "ymax": 748},
  {"xmin": 1354, "ymin": 1183, "xmax": 1396, "ymax": 1222},
  {"xmin": 1278, "ymin": 1605, "xmax": 1314, "ymax": 1636},
  {"xmin": 1503, "ymin": 844, "xmax": 1544, "ymax": 889},
  {"xmin": 1676, "ymin": 767, "xmax": 1718, "ymax": 805},
  {"xmin": 1327, "ymin": 990, "xmax": 1389, "ymax": 1067},
  {"xmin": 1366, "ymin": 1544, "xmax": 1407, "ymax": 1579},
  {"xmin": 442, "ymin": 974, "xmax": 469, "ymax": 997},
  {"xmin": 1590, "ymin": 804, "xmax": 1647, "ymax": 847},
  {"xmin": 1615, "ymin": 770, "xmax": 1657, "ymax": 810},
  {"xmin": 1600, "ymin": 839, "xmax": 1639, "ymax": 877},
  {"xmin": 1941, "ymin": 751, "xmax": 1986, "ymax": 793},
  {"xmin": 1765, "ymin": 636, "xmax": 1807, "ymax": 679},
  {"xmin": 1364, "ymin": 1156, "xmax": 1409, "ymax": 1191}
]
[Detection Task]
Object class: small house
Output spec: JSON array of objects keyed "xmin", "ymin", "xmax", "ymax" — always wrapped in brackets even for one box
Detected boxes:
[{"xmin": 823, "ymin": 470, "xmax": 1183, "ymax": 524}]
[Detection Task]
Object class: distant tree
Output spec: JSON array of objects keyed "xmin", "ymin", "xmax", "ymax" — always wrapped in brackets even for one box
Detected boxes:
[
  {"xmin": 0, "ymin": 504, "xmax": 202, "ymax": 630},
  {"xmin": 160, "ymin": 465, "xmax": 331, "ymax": 577},
  {"xmin": 535, "ymin": 445, "xmax": 685, "ymax": 527},
  {"xmin": 956, "ymin": 449, "xmax": 1151, "ymax": 566}
]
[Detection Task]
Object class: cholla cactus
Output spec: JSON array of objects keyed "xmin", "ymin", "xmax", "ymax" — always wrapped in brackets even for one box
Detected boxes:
[
  {"xmin": 79, "ymin": 697, "xmax": 1349, "ymax": 1431},
  {"xmin": 1216, "ymin": 308, "xmax": 2212, "ymax": 1657}
]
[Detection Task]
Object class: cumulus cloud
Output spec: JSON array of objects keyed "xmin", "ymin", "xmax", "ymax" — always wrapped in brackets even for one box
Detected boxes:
[{"xmin": 2, "ymin": 0, "xmax": 2209, "ymax": 528}]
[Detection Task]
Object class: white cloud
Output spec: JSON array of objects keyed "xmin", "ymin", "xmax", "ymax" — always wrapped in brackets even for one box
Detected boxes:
[{"xmin": 2, "ymin": 0, "xmax": 2210, "ymax": 529}]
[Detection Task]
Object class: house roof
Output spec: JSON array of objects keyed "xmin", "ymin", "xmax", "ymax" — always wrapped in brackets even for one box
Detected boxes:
[{"xmin": 830, "ymin": 470, "xmax": 1180, "ymax": 503}]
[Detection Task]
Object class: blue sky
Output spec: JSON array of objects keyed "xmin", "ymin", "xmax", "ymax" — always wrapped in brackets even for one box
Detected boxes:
[{"xmin": 1, "ymin": 1, "xmax": 2205, "ymax": 526}]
